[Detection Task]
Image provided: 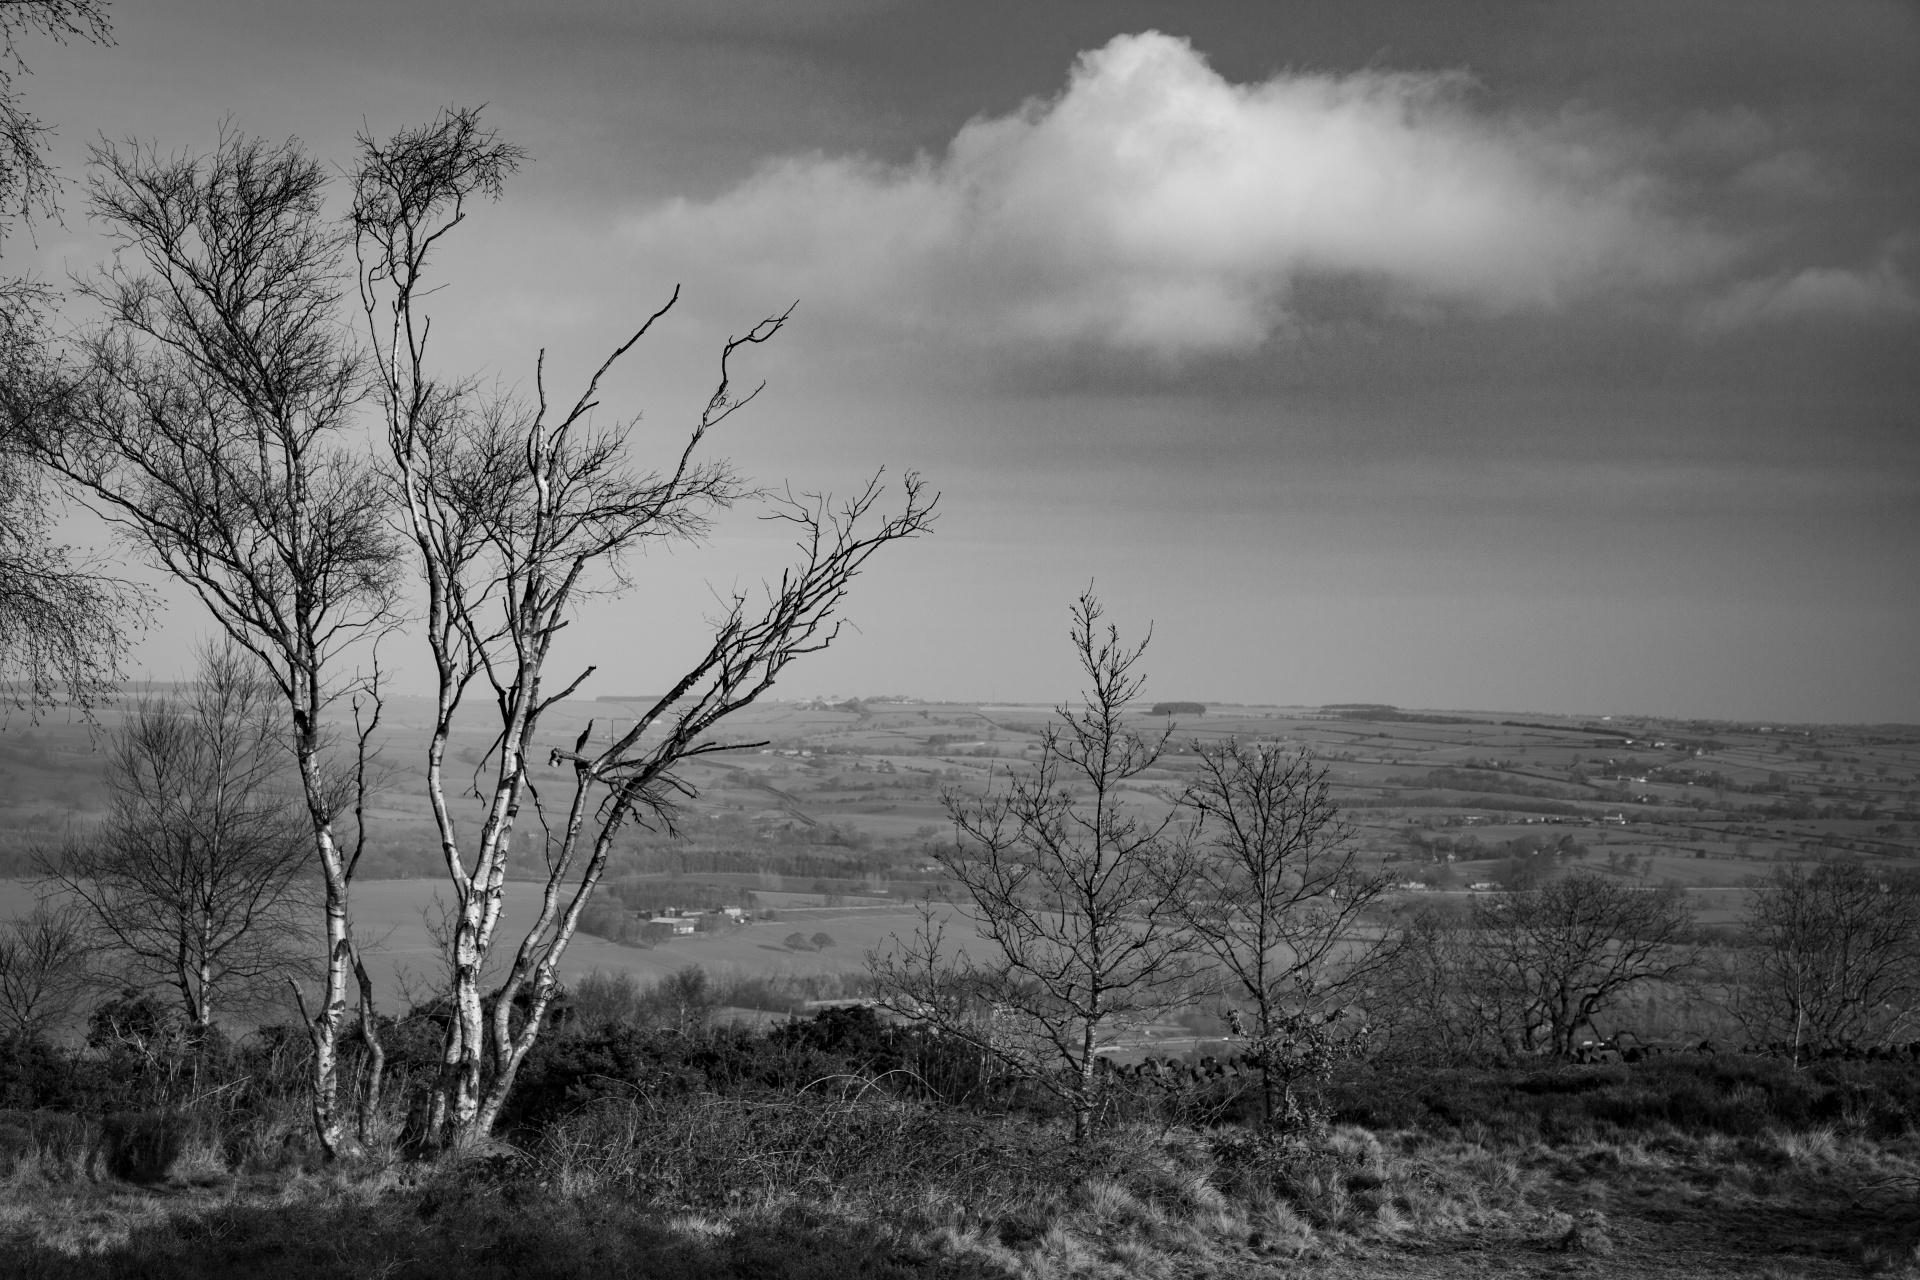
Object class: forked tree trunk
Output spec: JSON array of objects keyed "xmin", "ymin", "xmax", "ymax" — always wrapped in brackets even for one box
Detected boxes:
[
  {"xmin": 468, "ymin": 797, "xmax": 616, "ymax": 1137},
  {"xmin": 444, "ymin": 920, "xmax": 488, "ymax": 1140},
  {"xmin": 431, "ymin": 723, "xmax": 537, "ymax": 1149}
]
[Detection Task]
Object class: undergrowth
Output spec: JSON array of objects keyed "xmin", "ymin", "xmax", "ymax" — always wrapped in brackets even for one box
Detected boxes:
[{"xmin": 1, "ymin": 1013, "xmax": 1918, "ymax": 1278}]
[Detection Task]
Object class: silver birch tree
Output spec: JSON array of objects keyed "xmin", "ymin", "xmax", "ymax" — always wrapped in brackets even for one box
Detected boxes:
[
  {"xmin": 352, "ymin": 108, "xmax": 936, "ymax": 1148},
  {"xmin": 23, "ymin": 128, "xmax": 397, "ymax": 1157}
]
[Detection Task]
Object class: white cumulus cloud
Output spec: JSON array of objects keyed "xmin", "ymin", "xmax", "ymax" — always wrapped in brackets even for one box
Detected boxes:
[{"xmin": 625, "ymin": 31, "xmax": 1721, "ymax": 357}]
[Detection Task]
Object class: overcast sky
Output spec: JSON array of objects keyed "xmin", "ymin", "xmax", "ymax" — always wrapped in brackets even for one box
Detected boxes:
[{"xmin": 15, "ymin": 1, "xmax": 1920, "ymax": 721}]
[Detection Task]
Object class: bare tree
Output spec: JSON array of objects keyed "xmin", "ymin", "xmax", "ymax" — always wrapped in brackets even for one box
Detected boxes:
[
  {"xmin": 1173, "ymin": 740, "xmax": 1396, "ymax": 1124},
  {"xmin": 0, "ymin": 898, "xmax": 93, "ymax": 1040},
  {"xmin": 1369, "ymin": 904, "xmax": 1492, "ymax": 1062},
  {"xmin": 1733, "ymin": 860, "xmax": 1920, "ymax": 1056},
  {"xmin": 0, "ymin": 3, "xmax": 128, "ymax": 715},
  {"xmin": 874, "ymin": 592, "xmax": 1194, "ymax": 1144},
  {"xmin": 657, "ymin": 965, "xmax": 714, "ymax": 1038},
  {"xmin": 1466, "ymin": 872, "xmax": 1697, "ymax": 1057},
  {"xmin": 39, "ymin": 643, "xmax": 315, "ymax": 1035},
  {"xmin": 353, "ymin": 107, "xmax": 935, "ymax": 1149},
  {"xmin": 23, "ymin": 128, "xmax": 398, "ymax": 1157}
]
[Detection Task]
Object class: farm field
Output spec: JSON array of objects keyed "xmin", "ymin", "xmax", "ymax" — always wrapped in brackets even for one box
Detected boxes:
[
  {"xmin": 5, "ymin": 694, "xmax": 1917, "ymax": 1023},
  {"xmin": 0, "ymin": 875, "xmax": 958, "ymax": 1013}
]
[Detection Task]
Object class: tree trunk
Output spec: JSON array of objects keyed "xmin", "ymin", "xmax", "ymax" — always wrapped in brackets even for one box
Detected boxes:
[
  {"xmin": 1074, "ymin": 1023, "xmax": 1098, "ymax": 1144},
  {"xmin": 309, "ymin": 908, "xmax": 359, "ymax": 1159},
  {"xmin": 298, "ymin": 731, "xmax": 362, "ymax": 1162},
  {"xmin": 1255, "ymin": 999, "xmax": 1276, "ymax": 1128},
  {"xmin": 194, "ymin": 950, "xmax": 213, "ymax": 1034},
  {"xmin": 444, "ymin": 910, "xmax": 487, "ymax": 1143},
  {"xmin": 354, "ymin": 950, "xmax": 385, "ymax": 1148},
  {"xmin": 472, "ymin": 995, "xmax": 541, "ymax": 1138}
]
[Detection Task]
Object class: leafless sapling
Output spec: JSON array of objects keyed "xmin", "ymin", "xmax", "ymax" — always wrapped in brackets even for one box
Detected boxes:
[
  {"xmin": 1733, "ymin": 859, "xmax": 1920, "ymax": 1057},
  {"xmin": 1173, "ymin": 739, "xmax": 1396, "ymax": 1124},
  {"xmin": 0, "ymin": 897, "xmax": 93, "ymax": 1040},
  {"xmin": 39, "ymin": 643, "xmax": 317, "ymax": 1036},
  {"xmin": 874, "ymin": 591, "xmax": 1195, "ymax": 1144}
]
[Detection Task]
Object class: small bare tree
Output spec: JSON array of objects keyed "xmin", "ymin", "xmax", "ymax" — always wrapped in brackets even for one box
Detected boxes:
[
  {"xmin": 874, "ymin": 592, "xmax": 1194, "ymax": 1144},
  {"xmin": 657, "ymin": 965, "xmax": 714, "ymax": 1038},
  {"xmin": 353, "ymin": 107, "xmax": 935, "ymax": 1148},
  {"xmin": 1733, "ymin": 860, "xmax": 1920, "ymax": 1056},
  {"xmin": 1173, "ymin": 740, "xmax": 1396, "ymax": 1124},
  {"xmin": 40, "ymin": 643, "xmax": 315, "ymax": 1035},
  {"xmin": 24, "ymin": 128, "xmax": 398, "ymax": 1157},
  {"xmin": 1467, "ymin": 872, "xmax": 1697, "ymax": 1057},
  {"xmin": 0, "ymin": 898, "xmax": 93, "ymax": 1040}
]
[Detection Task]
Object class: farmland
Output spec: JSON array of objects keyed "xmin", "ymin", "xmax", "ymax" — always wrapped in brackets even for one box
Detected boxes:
[
  {"xmin": 7, "ymin": 693, "xmax": 1916, "ymax": 940},
  {"xmin": 5, "ymin": 693, "xmax": 1917, "ymax": 1070}
]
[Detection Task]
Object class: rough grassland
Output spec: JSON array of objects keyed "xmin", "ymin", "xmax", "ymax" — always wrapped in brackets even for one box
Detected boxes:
[{"xmin": 2, "ymin": 1060, "xmax": 1918, "ymax": 1279}]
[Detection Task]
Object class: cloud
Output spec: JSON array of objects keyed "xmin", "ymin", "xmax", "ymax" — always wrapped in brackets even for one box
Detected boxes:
[
  {"xmin": 623, "ymin": 32, "xmax": 1720, "ymax": 357},
  {"xmin": 1692, "ymin": 250, "xmax": 1918, "ymax": 331}
]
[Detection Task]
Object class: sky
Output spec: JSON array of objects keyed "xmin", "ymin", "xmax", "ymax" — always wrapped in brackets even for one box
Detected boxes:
[{"xmin": 10, "ymin": 0, "xmax": 1919, "ymax": 722}]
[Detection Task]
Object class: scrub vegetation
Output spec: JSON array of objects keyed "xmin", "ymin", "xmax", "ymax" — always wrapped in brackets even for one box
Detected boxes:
[{"xmin": 0, "ymin": 999, "xmax": 1918, "ymax": 1277}]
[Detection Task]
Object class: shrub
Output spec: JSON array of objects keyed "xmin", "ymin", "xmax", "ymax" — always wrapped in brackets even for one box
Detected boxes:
[
  {"xmin": 809, "ymin": 932, "xmax": 835, "ymax": 950},
  {"xmin": 0, "ymin": 1109, "xmax": 93, "ymax": 1183},
  {"xmin": 1316, "ymin": 1054, "xmax": 1920, "ymax": 1143},
  {"xmin": 784, "ymin": 933, "xmax": 815, "ymax": 951},
  {"xmin": 571, "ymin": 970, "xmax": 642, "ymax": 1029},
  {"xmin": 100, "ymin": 1110, "xmax": 188, "ymax": 1183}
]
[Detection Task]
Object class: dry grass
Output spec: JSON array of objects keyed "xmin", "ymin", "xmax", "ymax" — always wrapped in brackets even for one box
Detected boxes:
[
  {"xmin": 0, "ymin": 1057, "xmax": 1917, "ymax": 1277},
  {"xmin": 0, "ymin": 1114, "xmax": 1905, "ymax": 1278}
]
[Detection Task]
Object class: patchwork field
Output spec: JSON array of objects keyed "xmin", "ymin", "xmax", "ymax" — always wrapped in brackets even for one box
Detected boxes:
[{"xmin": 5, "ymin": 694, "xmax": 1916, "ymax": 1026}]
